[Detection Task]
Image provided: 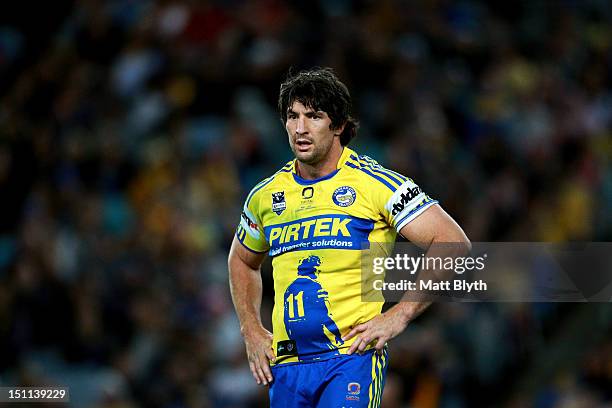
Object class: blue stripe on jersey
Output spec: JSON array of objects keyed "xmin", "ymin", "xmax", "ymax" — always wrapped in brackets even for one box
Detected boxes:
[
  {"xmin": 359, "ymin": 155, "xmax": 374, "ymax": 163},
  {"xmin": 365, "ymin": 162, "xmax": 408, "ymax": 183},
  {"xmin": 395, "ymin": 199, "xmax": 437, "ymax": 229},
  {"xmin": 358, "ymin": 155, "xmax": 379, "ymax": 167},
  {"xmin": 345, "ymin": 162, "xmax": 397, "ymax": 192},
  {"xmin": 236, "ymin": 226, "xmax": 246, "ymax": 240},
  {"xmin": 352, "ymin": 154, "xmax": 407, "ymax": 187},
  {"xmin": 384, "ymin": 168, "xmax": 409, "ymax": 183},
  {"xmin": 367, "ymin": 167, "xmax": 404, "ymax": 188},
  {"xmin": 356, "ymin": 156, "xmax": 406, "ymax": 187},
  {"xmin": 345, "ymin": 157, "xmax": 362, "ymax": 169}
]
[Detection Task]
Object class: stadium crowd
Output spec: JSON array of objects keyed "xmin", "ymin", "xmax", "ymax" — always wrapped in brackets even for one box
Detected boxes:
[{"xmin": 0, "ymin": 0, "xmax": 611, "ymax": 406}]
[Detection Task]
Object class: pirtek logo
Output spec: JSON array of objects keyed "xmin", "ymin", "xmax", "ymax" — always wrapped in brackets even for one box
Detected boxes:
[
  {"xmin": 391, "ymin": 186, "xmax": 422, "ymax": 216},
  {"xmin": 269, "ymin": 217, "xmax": 352, "ymax": 245}
]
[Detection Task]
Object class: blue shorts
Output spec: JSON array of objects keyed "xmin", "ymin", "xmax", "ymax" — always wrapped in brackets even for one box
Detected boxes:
[{"xmin": 269, "ymin": 348, "xmax": 389, "ymax": 408}]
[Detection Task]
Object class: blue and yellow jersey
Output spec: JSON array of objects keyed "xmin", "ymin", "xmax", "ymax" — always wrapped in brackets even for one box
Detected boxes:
[{"xmin": 236, "ymin": 147, "xmax": 437, "ymax": 365}]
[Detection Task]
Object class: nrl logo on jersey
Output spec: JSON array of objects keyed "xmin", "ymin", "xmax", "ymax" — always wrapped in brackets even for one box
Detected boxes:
[{"xmin": 272, "ymin": 191, "xmax": 286, "ymax": 215}]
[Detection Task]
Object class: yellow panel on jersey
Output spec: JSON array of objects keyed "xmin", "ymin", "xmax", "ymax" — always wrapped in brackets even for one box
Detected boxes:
[{"xmin": 236, "ymin": 147, "xmax": 437, "ymax": 364}]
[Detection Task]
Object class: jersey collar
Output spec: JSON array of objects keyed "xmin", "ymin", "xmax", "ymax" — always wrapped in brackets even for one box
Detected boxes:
[{"xmin": 291, "ymin": 147, "xmax": 356, "ymax": 185}]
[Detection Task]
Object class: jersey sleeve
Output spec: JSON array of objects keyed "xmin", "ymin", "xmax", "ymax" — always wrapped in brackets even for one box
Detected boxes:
[
  {"xmin": 236, "ymin": 189, "xmax": 270, "ymax": 253},
  {"xmin": 376, "ymin": 174, "xmax": 438, "ymax": 232}
]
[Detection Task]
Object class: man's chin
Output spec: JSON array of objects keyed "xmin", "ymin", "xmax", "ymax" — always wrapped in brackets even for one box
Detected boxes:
[{"xmin": 294, "ymin": 151, "xmax": 318, "ymax": 165}]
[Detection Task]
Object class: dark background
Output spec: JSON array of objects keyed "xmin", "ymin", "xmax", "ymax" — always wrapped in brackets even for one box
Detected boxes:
[{"xmin": 0, "ymin": 0, "xmax": 611, "ymax": 406}]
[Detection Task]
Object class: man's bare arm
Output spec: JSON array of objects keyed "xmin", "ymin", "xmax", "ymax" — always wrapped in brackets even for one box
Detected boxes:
[
  {"xmin": 228, "ymin": 237, "xmax": 275, "ymax": 385},
  {"xmin": 344, "ymin": 204, "xmax": 470, "ymax": 354},
  {"xmin": 391, "ymin": 204, "xmax": 471, "ymax": 322}
]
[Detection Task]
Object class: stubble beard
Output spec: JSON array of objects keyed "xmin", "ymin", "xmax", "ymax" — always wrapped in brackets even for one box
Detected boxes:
[{"xmin": 292, "ymin": 138, "xmax": 333, "ymax": 167}]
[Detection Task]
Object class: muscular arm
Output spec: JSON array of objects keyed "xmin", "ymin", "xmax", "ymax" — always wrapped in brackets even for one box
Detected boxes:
[
  {"xmin": 345, "ymin": 204, "xmax": 470, "ymax": 354},
  {"xmin": 229, "ymin": 236, "xmax": 267, "ymax": 331},
  {"xmin": 392, "ymin": 203, "xmax": 471, "ymax": 323},
  {"xmin": 228, "ymin": 237, "xmax": 275, "ymax": 385}
]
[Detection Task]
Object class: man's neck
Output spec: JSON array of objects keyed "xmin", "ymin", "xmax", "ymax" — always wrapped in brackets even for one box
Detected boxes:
[{"xmin": 296, "ymin": 146, "xmax": 344, "ymax": 180}]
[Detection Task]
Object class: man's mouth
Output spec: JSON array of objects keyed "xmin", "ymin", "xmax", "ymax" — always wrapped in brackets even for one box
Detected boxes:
[{"xmin": 295, "ymin": 139, "xmax": 313, "ymax": 152}]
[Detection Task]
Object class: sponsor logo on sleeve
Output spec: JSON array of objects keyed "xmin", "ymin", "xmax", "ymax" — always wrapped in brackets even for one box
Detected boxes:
[
  {"xmin": 391, "ymin": 186, "xmax": 422, "ymax": 216},
  {"xmin": 240, "ymin": 210, "xmax": 261, "ymax": 239},
  {"xmin": 241, "ymin": 212, "xmax": 258, "ymax": 230}
]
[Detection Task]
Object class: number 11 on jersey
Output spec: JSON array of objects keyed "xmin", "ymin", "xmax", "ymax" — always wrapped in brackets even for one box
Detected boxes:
[{"xmin": 287, "ymin": 291, "xmax": 305, "ymax": 318}]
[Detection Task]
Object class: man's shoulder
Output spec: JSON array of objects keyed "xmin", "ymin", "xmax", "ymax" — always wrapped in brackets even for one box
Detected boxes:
[
  {"xmin": 244, "ymin": 160, "xmax": 295, "ymax": 207},
  {"xmin": 343, "ymin": 150, "xmax": 411, "ymax": 193},
  {"xmin": 346, "ymin": 150, "xmax": 395, "ymax": 173}
]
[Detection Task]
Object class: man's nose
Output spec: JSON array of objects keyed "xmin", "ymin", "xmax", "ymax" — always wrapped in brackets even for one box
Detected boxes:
[{"xmin": 296, "ymin": 116, "xmax": 307, "ymax": 134}]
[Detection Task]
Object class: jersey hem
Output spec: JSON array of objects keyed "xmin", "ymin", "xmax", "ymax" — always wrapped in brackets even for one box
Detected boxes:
[{"xmin": 271, "ymin": 346, "xmax": 379, "ymax": 367}]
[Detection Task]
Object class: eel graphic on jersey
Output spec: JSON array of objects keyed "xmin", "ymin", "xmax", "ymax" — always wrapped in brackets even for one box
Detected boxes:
[{"xmin": 283, "ymin": 255, "xmax": 344, "ymax": 361}]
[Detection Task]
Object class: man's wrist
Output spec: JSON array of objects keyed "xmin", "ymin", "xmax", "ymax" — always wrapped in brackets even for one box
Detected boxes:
[
  {"xmin": 240, "ymin": 320, "xmax": 264, "ymax": 337},
  {"xmin": 391, "ymin": 301, "xmax": 430, "ymax": 324}
]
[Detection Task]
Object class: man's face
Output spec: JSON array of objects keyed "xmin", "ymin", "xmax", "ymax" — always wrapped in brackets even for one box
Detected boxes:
[{"xmin": 286, "ymin": 101, "xmax": 338, "ymax": 165}]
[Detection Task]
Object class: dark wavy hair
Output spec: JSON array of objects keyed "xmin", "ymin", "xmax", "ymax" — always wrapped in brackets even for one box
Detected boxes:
[{"xmin": 278, "ymin": 68, "xmax": 358, "ymax": 146}]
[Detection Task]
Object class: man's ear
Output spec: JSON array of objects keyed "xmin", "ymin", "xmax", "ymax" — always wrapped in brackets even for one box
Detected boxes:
[{"xmin": 333, "ymin": 122, "xmax": 346, "ymax": 136}]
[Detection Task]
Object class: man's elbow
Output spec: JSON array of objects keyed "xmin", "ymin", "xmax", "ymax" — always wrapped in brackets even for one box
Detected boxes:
[
  {"xmin": 228, "ymin": 250, "xmax": 238, "ymax": 273},
  {"xmin": 460, "ymin": 237, "xmax": 472, "ymax": 255}
]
